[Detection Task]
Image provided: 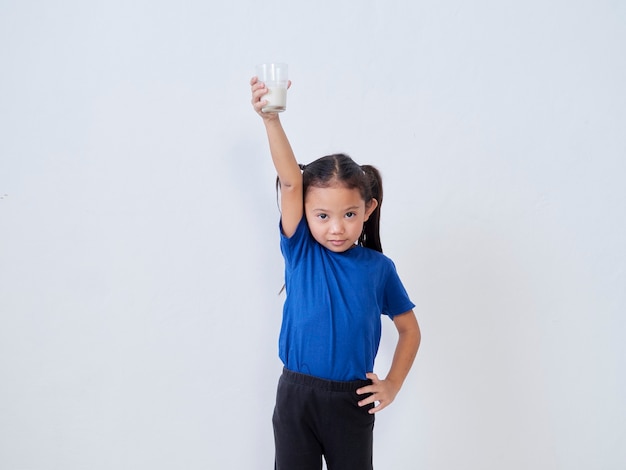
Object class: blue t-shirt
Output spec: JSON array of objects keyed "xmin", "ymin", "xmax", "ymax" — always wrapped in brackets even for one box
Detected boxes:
[{"xmin": 279, "ymin": 218, "xmax": 415, "ymax": 381}]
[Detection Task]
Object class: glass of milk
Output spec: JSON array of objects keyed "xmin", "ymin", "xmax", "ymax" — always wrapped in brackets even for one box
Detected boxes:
[{"xmin": 255, "ymin": 63, "xmax": 288, "ymax": 113}]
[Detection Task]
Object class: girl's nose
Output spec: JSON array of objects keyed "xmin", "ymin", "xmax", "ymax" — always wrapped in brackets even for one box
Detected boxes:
[{"xmin": 330, "ymin": 220, "xmax": 344, "ymax": 234}]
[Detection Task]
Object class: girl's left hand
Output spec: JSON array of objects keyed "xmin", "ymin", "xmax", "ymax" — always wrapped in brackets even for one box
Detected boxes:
[{"xmin": 356, "ymin": 372, "xmax": 401, "ymax": 414}]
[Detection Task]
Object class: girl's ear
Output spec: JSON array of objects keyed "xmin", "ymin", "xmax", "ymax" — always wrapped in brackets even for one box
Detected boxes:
[{"xmin": 364, "ymin": 198, "xmax": 379, "ymax": 221}]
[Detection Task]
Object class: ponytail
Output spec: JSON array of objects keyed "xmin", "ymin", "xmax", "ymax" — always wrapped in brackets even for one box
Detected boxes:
[{"xmin": 358, "ymin": 165, "xmax": 383, "ymax": 253}]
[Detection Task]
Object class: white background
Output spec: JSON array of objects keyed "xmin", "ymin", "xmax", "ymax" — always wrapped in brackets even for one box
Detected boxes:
[{"xmin": 1, "ymin": 1, "xmax": 625, "ymax": 469}]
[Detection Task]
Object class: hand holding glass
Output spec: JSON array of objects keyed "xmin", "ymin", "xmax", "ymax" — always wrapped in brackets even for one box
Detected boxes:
[{"xmin": 255, "ymin": 63, "xmax": 288, "ymax": 113}]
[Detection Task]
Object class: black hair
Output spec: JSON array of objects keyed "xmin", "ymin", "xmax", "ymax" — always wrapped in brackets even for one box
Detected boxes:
[{"xmin": 301, "ymin": 153, "xmax": 383, "ymax": 252}]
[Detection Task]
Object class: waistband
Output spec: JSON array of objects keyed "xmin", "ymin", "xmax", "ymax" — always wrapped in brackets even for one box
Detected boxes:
[{"xmin": 281, "ymin": 368, "xmax": 371, "ymax": 392}]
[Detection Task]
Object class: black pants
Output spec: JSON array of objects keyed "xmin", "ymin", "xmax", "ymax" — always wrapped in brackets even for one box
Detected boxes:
[{"xmin": 273, "ymin": 368, "xmax": 375, "ymax": 470}]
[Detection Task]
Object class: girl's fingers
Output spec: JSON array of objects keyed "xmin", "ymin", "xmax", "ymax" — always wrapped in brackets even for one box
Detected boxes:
[
  {"xmin": 357, "ymin": 392, "xmax": 377, "ymax": 407},
  {"xmin": 366, "ymin": 372, "xmax": 380, "ymax": 383},
  {"xmin": 251, "ymin": 81, "xmax": 269, "ymax": 110},
  {"xmin": 252, "ymin": 92, "xmax": 268, "ymax": 109},
  {"xmin": 251, "ymin": 78, "xmax": 266, "ymax": 90},
  {"xmin": 250, "ymin": 76, "xmax": 274, "ymax": 115},
  {"xmin": 250, "ymin": 76, "xmax": 265, "ymax": 89},
  {"xmin": 251, "ymin": 82, "xmax": 267, "ymax": 97},
  {"xmin": 369, "ymin": 400, "xmax": 386, "ymax": 414}
]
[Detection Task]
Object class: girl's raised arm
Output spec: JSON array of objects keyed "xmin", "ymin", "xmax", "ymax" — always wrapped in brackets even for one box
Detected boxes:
[{"xmin": 251, "ymin": 77, "xmax": 303, "ymax": 237}]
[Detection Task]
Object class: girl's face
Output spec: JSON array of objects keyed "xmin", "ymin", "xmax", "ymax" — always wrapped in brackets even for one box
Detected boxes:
[{"xmin": 304, "ymin": 184, "xmax": 378, "ymax": 253}]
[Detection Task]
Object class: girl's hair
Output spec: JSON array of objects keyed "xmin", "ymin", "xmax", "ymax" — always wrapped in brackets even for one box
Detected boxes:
[{"xmin": 300, "ymin": 153, "xmax": 384, "ymax": 252}]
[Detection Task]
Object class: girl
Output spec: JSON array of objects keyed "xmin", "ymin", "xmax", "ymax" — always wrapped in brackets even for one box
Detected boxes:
[{"xmin": 251, "ymin": 77, "xmax": 421, "ymax": 470}]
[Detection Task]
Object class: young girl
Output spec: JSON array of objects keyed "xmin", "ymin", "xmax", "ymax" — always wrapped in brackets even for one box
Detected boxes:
[{"xmin": 251, "ymin": 77, "xmax": 421, "ymax": 470}]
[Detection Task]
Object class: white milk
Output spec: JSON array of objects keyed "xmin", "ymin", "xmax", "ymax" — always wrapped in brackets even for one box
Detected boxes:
[{"xmin": 262, "ymin": 86, "xmax": 287, "ymax": 112}]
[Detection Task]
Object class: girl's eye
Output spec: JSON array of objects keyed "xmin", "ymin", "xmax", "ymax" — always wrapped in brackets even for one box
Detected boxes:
[
  {"xmin": 345, "ymin": 212, "xmax": 356, "ymax": 218},
  {"xmin": 318, "ymin": 214, "xmax": 328, "ymax": 220}
]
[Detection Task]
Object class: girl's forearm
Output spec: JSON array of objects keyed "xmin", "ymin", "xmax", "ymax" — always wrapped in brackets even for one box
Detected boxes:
[
  {"xmin": 385, "ymin": 318, "xmax": 421, "ymax": 389},
  {"xmin": 264, "ymin": 118, "xmax": 301, "ymax": 189}
]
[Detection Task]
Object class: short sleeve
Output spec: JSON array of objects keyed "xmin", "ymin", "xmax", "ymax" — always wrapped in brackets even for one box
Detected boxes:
[
  {"xmin": 382, "ymin": 260, "xmax": 415, "ymax": 319},
  {"xmin": 279, "ymin": 217, "xmax": 311, "ymax": 271}
]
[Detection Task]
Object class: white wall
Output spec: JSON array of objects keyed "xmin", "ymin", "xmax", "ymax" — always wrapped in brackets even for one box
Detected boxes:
[{"xmin": 1, "ymin": 1, "xmax": 624, "ymax": 469}]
